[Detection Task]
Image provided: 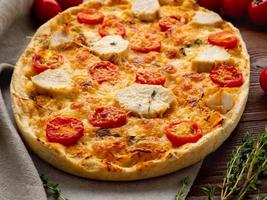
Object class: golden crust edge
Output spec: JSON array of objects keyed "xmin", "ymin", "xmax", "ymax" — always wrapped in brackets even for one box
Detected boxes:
[{"xmin": 10, "ymin": 2, "xmax": 250, "ymax": 181}]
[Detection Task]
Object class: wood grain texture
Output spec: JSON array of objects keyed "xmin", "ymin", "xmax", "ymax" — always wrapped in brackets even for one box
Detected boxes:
[{"xmin": 187, "ymin": 22, "xmax": 267, "ymax": 198}]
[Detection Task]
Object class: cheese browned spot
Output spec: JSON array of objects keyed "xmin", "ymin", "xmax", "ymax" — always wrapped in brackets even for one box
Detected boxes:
[
  {"xmin": 116, "ymin": 84, "xmax": 175, "ymax": 118},
  {"xmin": 90, "ymin": 35, "xmax": 129, "ymax": 63},
  {"xmin": 31, "ymin": 68, "xmax": 73, "ymax": 95},
  {"xmin": 132, "ymin": 0, "xmax": 160, "ymax": 21}
]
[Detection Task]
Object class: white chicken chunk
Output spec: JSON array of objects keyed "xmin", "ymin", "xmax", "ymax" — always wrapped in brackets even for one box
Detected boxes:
[
  {"xmin": 205, "ymin": 89, "xmax": 235, "ymax": 114},
  {"xmin": 132, "ymin": 0, "xmax": 160, "ymax": 21},
  {"xmin": 192, "ymin": 46, "xmax": 231, "ymax": 72},
  {"xmin": 31, "ymin": 68, "xmax": 73, "ymax": 95},
  {"xmin": 116, "ymin": 84, "xmax": 175, "ymax": 118},
  {"xmin": 90, "ymin": 35, "xmax": 129, "ymax": 63}
]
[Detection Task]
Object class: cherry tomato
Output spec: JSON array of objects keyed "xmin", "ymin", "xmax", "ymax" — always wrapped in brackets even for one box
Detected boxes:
[
  {"xmin": 46, "ymin": 117, "xmax": 84, "ymax": 146},
  {"xmin": 259, "ymin": 67, "xmax": 267, "ymax": 92},
  {"xmin": 136, "ymin": 70, "xmax": 166, "ymax": 85},
  {"xmin": 77, "ymin": 9, "xmax": 104, "ymax": 25},
  {"xmin": 222, "ymin": 0, "xmax": 251, "ymax": 18},
  {"xmin": 208, "ymin": 31, "xmax": 238, "ymax": 49},
  {"xmin": 198, "ymin": 0, "xmax": 222, "ymax": 11},
  {"xmin": 131, "ymin": 34, "xmax": 161, "ymax": 53},
  {"xmin": 165, "ymin": 120, "xmax": 203, "ymax": 147},
  {"xmin": 33, "ymin": 0, "xmax": 62, "ymax": 22},
  {"xmin": 32, "ymin": 50, "xmax": 64, "ymax": 73},
  {"xmin": 248, "ymin": 0, "xmax": 267, "ymax": 26},
  {"xmin": 88, "ymin": 61, "xmax": 119, "ymax": 84},
  {"xmin": 99, "ymin": 18, "xmax": 126, "ymax": 37},
  {"xmin": 159, "ymin": 16, "xmax": 183, "ymax": 32},
  {"xmin": 57, "ymin": 0, "xmax": 83, "ymax": 10},
  {"xmin": 89, "ymin": 107, "xmax": 127, "ymax": 128},
  {"xmin": 210, "ymin": 65, "xmax": 244, "ymax": 87}
]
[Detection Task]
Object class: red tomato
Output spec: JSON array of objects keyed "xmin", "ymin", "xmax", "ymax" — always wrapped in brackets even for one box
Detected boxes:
[
  {"xmin": 33, "ymin": 0, "xmax": 62, "ymax": 22},
  {"xmin": 208, "ymin": 31, "xmax": 238, "ymax": 49},
  {"xmin": 57, "ymin": 0, "xmax": 83, "ymax": 10},
  {"xmin": 222, "ymin": 0, "xmax": 251, "ymax": 18},
  {"xmin": 89, "ymin": 107, "xmax": 127, "ymax": 128},
  {"xmin": 46, "ymin": 117, "xmax": 84, "ymax": 146},
  {"xmin": 88, "ymin": 61, "xmax": 119, "ymax": 84},
  {"xmin": 131, "ymin": 34, "xmax": 161, "ymax": 53},
  {"xmin": 259, "ymin": 67, "xmax": 267, "ymax": 92},
  {"xmin": 32, "ymin": 50, "xmax": 64, "ymax": 73},
  {"xmin": 159, "ymin": 16, "xmax": 183, "ymax": 32},
  {"xmin": 210, "ymin": 65, "xmax": 244, "ymax": 87},
  {"xmin": 198, "ymin": 0, "xmax": 222, "ymax": 11},
  {"xmin": 136, "ymin": 70, "xmax": 166, "ymax": 85},
  {"xmin": 99, "ymin": 18, "xmax": 126, "ymax": 37},
  {"xmin": 165, "ymin": 120, "xmax": 203, "ymax": 147},
  {"xmin": 77, "ymin": 9, "xmax": 104, "ymax": 25},
  {"xmin": 248, "ymin": 0, "xmax": 267, "ymax": 26}
]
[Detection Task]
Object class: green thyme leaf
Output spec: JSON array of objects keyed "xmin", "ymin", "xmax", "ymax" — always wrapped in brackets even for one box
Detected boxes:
[
  {"xmin": 175, "ymin": 176, "xmax": 191, "ymax": 200},
  {"xmin": 40, "ymin": 174, "xmax": 69, "ymax": 200}
]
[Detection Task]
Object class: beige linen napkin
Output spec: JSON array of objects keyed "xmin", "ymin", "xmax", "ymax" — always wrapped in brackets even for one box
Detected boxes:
[{"xmin": 0, "ymin": 64, "xmax": 47, "ymax": 200}]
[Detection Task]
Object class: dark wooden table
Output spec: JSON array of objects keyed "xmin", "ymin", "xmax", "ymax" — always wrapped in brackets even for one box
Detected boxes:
[{"xmin": 187, "ymin": 22, "xmax": 267, "ymax": 199}]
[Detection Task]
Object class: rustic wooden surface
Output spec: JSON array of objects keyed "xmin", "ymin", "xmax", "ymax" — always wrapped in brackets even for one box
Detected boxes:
[{"xmin": 187, "ymin": 22, "xmax": 267, "ymax": 199}]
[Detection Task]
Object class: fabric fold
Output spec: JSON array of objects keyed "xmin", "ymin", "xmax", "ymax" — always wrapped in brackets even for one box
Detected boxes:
[{"xmin": 0, "ymin": 64, "xmax": 47, "ymax": 200}]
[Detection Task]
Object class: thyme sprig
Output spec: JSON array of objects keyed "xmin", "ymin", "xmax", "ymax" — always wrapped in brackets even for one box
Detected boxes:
[
  {"xmin": 175, "ymin": 176, "xmax": 191, "ymax": 200},
  {"xmin": 201, "ymin": 129, "xmax": 267, "ymax": 200},
  {"xmin": 40, "ymin": 174, "xmax": 69, "ymax": 200}
]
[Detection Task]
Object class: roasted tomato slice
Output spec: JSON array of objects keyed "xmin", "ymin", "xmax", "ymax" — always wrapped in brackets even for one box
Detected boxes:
[
  {"xmin": 210, "ymin": 65, "xmax": 244, "ymax": 87},
  {"xmin": 165, "ymin": 120, "xmax": 203, "ymax": 147},
  {"xmin": 88, "ymin": 61, "xmax": 119, "ymax": 84},
  {"xmin": 46, "ymin": 117, "xmax": 84, "ymax": 146},
  {"xmin": 77, "ymin": 9, "xmax": 104, "ymax": 25},
  {"xmin": 99, "ymin": 17, "xmax": 126, "ymax": 37},
  {"xmin": 89, "ymin": 107, "xmax": 127, "ymax": 128},
  {"xmin": 159, "ymin": 16, "xmax": 183, "ymax": 31},
  {"xmin": 136, "ymin": 70, "xmax": 166, "ymax": 85},
  {"xmin": 131, "ymin": 34, "xmax": 161, "ymax": 53},
  {"xmin": 32, "ymin": 50, "xmax": 64, "ymax": 73},
  {"xmin": 208, "ymin": 31, "xmax": 238, "ymax": 49}
]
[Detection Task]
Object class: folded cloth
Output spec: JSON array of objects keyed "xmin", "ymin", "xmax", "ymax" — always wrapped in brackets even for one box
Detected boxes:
[
  {"xmin": 0, "ymin": 0, "xmax": 34, "ymax": 36},
  {"xmin": 0, "ymin": 64, "xmax": 47, "ymax": 200}
]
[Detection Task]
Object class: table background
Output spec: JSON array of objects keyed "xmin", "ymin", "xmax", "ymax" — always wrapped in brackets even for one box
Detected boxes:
[{"xmin": 187, "ymin": 21, "xmax": 267, "ymax": 199}]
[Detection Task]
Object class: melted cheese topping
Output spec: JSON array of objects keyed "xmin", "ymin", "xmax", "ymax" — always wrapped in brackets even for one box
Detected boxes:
[{"xmin": 16, "ymin": 0, "xmax": 247, "ymax": 169}]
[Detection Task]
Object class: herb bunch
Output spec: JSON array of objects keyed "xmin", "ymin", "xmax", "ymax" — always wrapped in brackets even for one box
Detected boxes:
[
  {"xmin": 202, "ymin": 129, "xmax": 267, "ymax": 200},
  {"xmin": 40, "ymin": 174, "xmax": 68, "ymax": 200}
]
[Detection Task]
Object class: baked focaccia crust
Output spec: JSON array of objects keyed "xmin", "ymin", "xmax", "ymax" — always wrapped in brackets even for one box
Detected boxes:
[{"xmin": 11, "ymin": 0, "xmax": 249, "ymax": 180}]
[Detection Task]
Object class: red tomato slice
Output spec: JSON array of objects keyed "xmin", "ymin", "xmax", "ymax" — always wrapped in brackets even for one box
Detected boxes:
[
  {"xmin": 99, "ymin": 18, "xmax": 126, "ymax": 37},
  {"xmin": 159, "ymin": 16, "xmax": 181, "ymax": 31},
  {"xmin": 88, "ymin": 61, "xmax": 119, "ymax": 84},
  {"xmin": 46, "ymin": 117, "xmax": 84, "ymax": 146},
  {"xmin": 32, "ymin": 50, "xmax": 64, "ymax": 73},
  {"xmin": 131, "ymin": 34, "xmax": 161, "ymax": 53},
  {"xmin": 77, "ymin": 9, "xmax": 104, "ymax": 25},
  {"xmin": 208, "ymin": 31, "xmax": 238, "ymax": 49},
  {"xmin": 165, "ymin": 120, "xmax": 203, "ymax": 147},
  {"xmin": 210, "ymin": 65, "xmax": 244, "ymax": 87},
  {"xmin": 136, "ymin": 70, "xmax": 166, "ymax": 85},
  {"xmin": 89, "ymin": 107, "xmax": 127, "ymax": 128}
]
